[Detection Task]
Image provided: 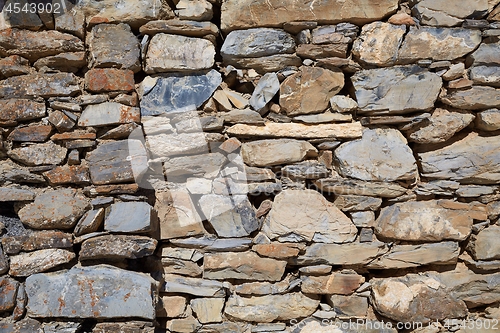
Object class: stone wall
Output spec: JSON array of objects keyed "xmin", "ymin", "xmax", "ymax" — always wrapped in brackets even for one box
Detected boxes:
[{"xmin": 0, "ymin": 0, "xmax": 500, "ymax": 332}]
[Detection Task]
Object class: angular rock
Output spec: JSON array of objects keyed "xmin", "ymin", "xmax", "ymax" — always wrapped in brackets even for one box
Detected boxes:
[
  {"xmin": 221, "ymin": 29, "xmax": 295, "ymax": 60},
  {"xmin": 471, "ymin": 226, "xmax": 500, "ymax": 260},
  {"xmin": 163, "ymin": 274, "xmax": 225, "ymax": 297},
  {"xmin": 467, "ymin": 41, "xmax": 500, "ymax": 66},
  {"xmin": 33, "ymin": 52, "xmax": 87, "ymax": 73},
  {"xmin": 335, "ymin": 128, "xmax": 417, "ymax": 182},
  {"xmin": 375, "ymin": 200, "xmax": 477, "ymax": 241},
  {"xmin": 301, "ymin": 271, "xmax": 364, "ymax": 295},
  {"xmin": 18, "ymin": 189, "xmax": 90, "ymax": 229},
  {"xmin": 175, "ymin": 0, "xmax": 212, "ymax": 20},
  {"xmin": 80, "ymin": 235, "xmax": 157, "ymax": 261},
  {"xmin": 249, "ymin": 73, "xmax": 280, "ymax": 112},
  {"xmin": 26, "ymin": 265, "xmax": 156, "ymax": 319},
  {"xmin": 146, "ymin": 132, "xmax": 208, "ymax": 158},
  {"xmin": 371, "ymin": 274, "xmax": 468, "ymax": 324},
  {"xmin": 476, "ymin": 109, "xmax": 500, "ymax": 131},
  {"xmin": 398, "ymin": 27, "xmax": 482, "ymax": 63},
  {"xmin": 315, "ymin": 178, "xmax": 408, "ymax": 198},
  {"xmin": 440, "ymin": 86, "xmax": 500, "ymax": 110},
  {"xmin": 228, "ymin": 122, "xmax": 363, "ymax": 139},
  {"xmin": 0, "ymin": 99, "xmax": 45, "ymax": 126},
  {"xmin": 470, "ymin": 65, "xmax": 500, "ymax": 87},
  {"xmin": 0, "ymin": 188, "xmax": 35, "ymax": 202},
  {"xmin": 0, "ymin": 55, "xmax": 33, "ymax": 79},
  {"xmin": 157, "ymin": 295, "xmax": 187, "ymax": 318},
  {"xmin": 294, "ymin": 113, "xmax": 352, "ymax": 123},
  {"xmin": 296, "ymin": 43, "xmax": 348, "ymax": 59},
  {"xmin": 88, "ymin": 23, "xmax": 141, "ymax": 72},
  {"xmin": 328, "ymin": 295, "xmax": 369, "ymax": 318},
  {"xmin": 7, "ymin": 125, "xmax": 52, "ymax": 142},
  {"xmin": 368, "ymin": 242, "xmax": 460, "ymax": 269},
  {"xmin": 220, "ymin": 0, "xmax": 399, "ymax": 31},
  {"xmin": 78, "ymin": 102, "xmax": 140, "ymax": 127},
  {"xmin": 190, "ymin": 298, "xmax": 224, "ymax": 324},
  {"xmin": 0, "ymin": 277, "xmax": 19, "ymax": 312},
  {"xmin": 419, "ymin": 132, "xmax": 500, "ymax": 184},
  {"xmin": 0, "ymin": 160, "xmax": 45, "ymax": 184},
  {"xmin": 406, "ymin": 109, "xmax": 475, "ymax": 144},
  {"xmin": 241, "ymin": 139, "xmax": 317, "ymax": 167},
  {"xmin": 334, "ymin": 195, "xmax": 382, "ymax": 212},
  {"xmin": 145, "ymin": 34, "xmax": 215, "ymax": 73},
  {"xmin": 0, "ymin": 73, "xmax": 80, "ymax": 99},
  {"xmin": 9, "ymin": 249, "xmax": 75, "ymax": 277},
  {"xmin": 43, "ymin": 165, "xmax": 90, "ymax": 186},
  {"xmin": 281, "ymin": 161, "xmax": 329, "ymax": 180},
  {"xmin": 263, "ymin": 190, "xmax": 357, "ymax": 243},
  {"xmin": 92, "ymin": 322, "xmax": 153, "ymax": 333},
  {"xmin": 0, "ymin": 28, "xmax": 84, "ymax": 61},
  {"xmin": 280, "ymin": 67, "xmax": 344, "ymax": 116},
  {"xmin": 351, "ymin": 65, "xmax": 442, "ymax": 115},
  {"xmin": 8, "ymin": 142, "xmax": 66, "ymax": 166},
  {"xmin": 223, "ymin": 109, "xmax": 264, "ymax": 125},
  {"xmin": 140, "ymin": 70, "xmax": 221, "ymax": 116},
  {"xmin": 163, "ymin": 257, "xmax": 202, "ymax": 277},
  {"xmin": 73, "ymin": 209, "xmax": 104, "ymax": 237},
  {"xmin": 297, "ymin": 241, "xmax": 388, "ymax": 266},
  {"xmin": 204, "ymin": 252, "xmax": 286, "ymax": 281},
  {"xmin": 352, "ymin": 22, "xmax": 406, "ymax": 66},
  {"xmin": 85, "ymin": 68, "xmax": 135, "ymax": 93},
  {"xmin": 224, "ymin": 293, "xmax": 319, "ymax": 323},
  {"xmin": 413, "ymin": 0, "xmax": 489, "ymax": 27},
  {"xmin": 169, "ymin": 236, "xmax": 252, "ymax": 252},
  {"xmin": 87, "ymin": 140, "xmax": 148, "ymax": 185},
  {"xmin": 47, "ymin": 110, "xmax": 76, "ymax": 132},
  {"xmin": 2, "ymin": 231, "xmax": 72, "ymax": 255},
  {"xmin": 224, "ymin": 54, "xmax": 302, "ymax": 73},
  {"xmin": 104, "ymin": 202, "xmax": 153, "ymax": 233},
  {"xmin": 252, "ymin": 243, "xmax": 303, "ymax": 259},
  {"xmin": 139, "ymin": 19, "xmax": 219, "ymax": 37}
]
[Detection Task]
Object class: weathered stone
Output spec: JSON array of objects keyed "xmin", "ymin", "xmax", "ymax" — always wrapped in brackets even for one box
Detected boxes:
[
  {"xmin": 7, "ymin": 125, "xmax": 52, "ymax": 142},
  {"xmin": 0, "ymin": 160, "xmax": 45, "ymax": 184},
  {"xmin": 351, "ymin": 65, "xmax": 442, "ymax": 115},
  {"xmin": 294, "ymin": 113, "xmax": 352, "ymax": 123},
  {"xmin": 328, "ymin": 295, "xmax": 369, "ymax": 318},
  {"xmin": 413, "ymin": 0, "xmax": 489, "ymax": 27},
  {"xmin": 476, "ymin": 109, "xmax": 500, "ymax": 131},
  {"xmin": 471, "ymin": 226, "xmax": 500, "ymax": 260},
  {"xmin": 0, "ymin": 73, "xmax": 80, "ymax": 99},
  {"xmin": 33, "ymin": 52, "xmax": 87, "ymax": 73},
  {"xmin": 302, "ymin": 271, "xmax": 364, "ymax": 295},
  {"xmin": 253, "ymin": 243, "xmax": 303, "ymax": 259},
  {"xmin": 78, "ymin": 102, "xmax": 140, "ymax": 127},
  {"xmin": 80, "ymin": 235, "xmax": 157, "ymax": 261},
  {"xmin": 0, "ymin": 277, "xmax": 19, "ymax": 312},
  {"xmin": 140, "ymin": 70, "xmax": 221, "ymax": 116},
  {"xmin": 85, "ymin": 68, "xmax": 135, "ymax": 92},
  {"xmin": 334, "ymin": 195, "xmax": 382, "ymax": 212},
  {"xmin": 264, "ymin": 190, "xmax": 357, "ymax": 243},
  {"xmin": 441, "ymin": 86, "xmax": 500, "ymax": 110},
  {"xmin": 2, "ymin": 231, "xmax": 72, "ymax": 255},
  {"xmin": 0, "ymin": 187, "xmax": 35, "ymax": 202},
  {"xmin": 233, "ymin": 276, "xmax": 299, "ymax": 296},
  {"xmin": 156, "ymin": 190, "xmax": 206, "ymax": 240},
  {"xmin": 315, "ymin": 178, "xmax": 408, "ymax": 198},
  {"xmin": 249, "ymin": 73, "xmax": 280, "ymax": 112},
  {"xmin": 18, "ymin": 189, "xmax": 90, "ymax": 230},
  {"xmin": 470, "ymin": 66, "xmax": 500, "ymax": 87},
  {"xmin": 280, "ymin": 67, "xmax": 344, "ymax": 116},
  {"xmin": 190, "ymin": 298, "xmax": 224, "ymax": 324},
  {"xmin": 170, "ymin": 236, "xmax": 252, "ymax": 252},
  {"xmin": 335, "ymin": 128, "xmax": 417, "ymax": 182},
  {"xmin": 204, "ymin": 252, "xmax": 286, "ymax": 281},
  {"xmin": 0, "ymin": 55, "xmax": 33, "ymax": 79},
  {"xmin": 0, "ymin": 318, "xmax": 43, "ymax": 333},
  {"xmin": 228, "ymin": 122, "xmax": 363, "ymax": 139},
  {"xmin": 8, "ymin": 142, "xmax": 66, "ymax": 166},
  {"xmin": 145, "ymin": 34, "xmax": 215, "ymax": 73},
  {"xmin": 104, "ymin": 201, "xmax": 153, "ymax": 233},
  {"xmin": 92, "ymin": 322, "xmax": 153, "ymax": 333},
  {"xmin": 281, "ymin": 161, "xmax": 329, "ymax": 180},
  {"xmin": 157, "ymin": 295, "xmax": 187, "ymax": 318},
  {"xmin": 42, "ymin": 165, "xmax": 90, "ymax": 186},
  {"xmin": 139, "ymin": 19, "xmax": 218, "ymax": 37},
  {"xmin": 165, "ymin": 317, "xmax": 201, "ymax": 333},
  {"xmin": 467, "ymin": 41, "xmax": 500, "ymax": 66},
  {"xmin": 74, "ymin": 209, "xmax": 104, "ymax": 237},
  {"xmin": 163, "ymin": 274, "xmax": 225, "ymax": 297},
  {"xmin": 88, "ymin": 23, "xmax": 141, "ymax": 72},
  {"xmin": 371, "ymin": 274, "xmax": 468, "ymax": 324},
  {"xmin": 220, "ymin": 0, "xmax": 399, "ymax": 32},
  {"xmin": 350, "ymin": 211, "xmax": 376, "ymax": 228},
  {"xmin": 398, "ymin": 27, "xmax": 482, "ymax": 63},
  {"xmin": 419, "ymin": 132, "xmax": 500, "ymax": 184},
  {"xmin": 163, "ymin": 257, "xmax": 202, "ymax": 277},
  {"xmin": 0, "ymin": 99, "xmax": 46, "ymax": 127},
  {"xmin": 296, "ymin": 43, "xmax": 348, "ymax": 59},
  {"xmin": 87, "ymin": 140, "xmax": 148, "ymax": 185},
  {"xmin": 9, "ymin": 249, "xmax": 75, "ymax": 277},
  {"xmin": 223, "ymin": 109, "xmax": 264, "ymax": 125},
  {"xmin": 352, "ymin": 22, "xmax": 406, "ymax": 66},
  {"xmin": 146, "ymin": 132, "xmax": 208, "ymax": 158},
  {"xmin": 375, "ymin": 200, "xmax": 477, "ymax": 241},
  {"xmin": 224, "ymin": 54, "xmax": 302, "ymax": 73},
  {"xmin": 48, "ymin": 111, "xmax": 76, "ymax": 132},
  {"xmin": 368, "ymin": 242, "xmax": 460, "ymax": 269},
  {"xmin": 0, "ymin": 29, "xmax": 83, "ymax": 61},
  {"xmin": 241, "ymin": 139, "xmax": 317, "ymax": 167},
  {"xmin": 442, "ymin": 63, "xmax": 466, "ymax": 81},
  {"xmin": 26, "ymin": 265, "xmax": 156, "ymax": 319},
  {"xmin": 298, "ymin": 241, "xmax": 387, "ymax": 266}
]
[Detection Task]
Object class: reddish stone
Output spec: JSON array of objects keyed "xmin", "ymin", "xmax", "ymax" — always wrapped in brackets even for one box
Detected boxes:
[
  {"xmin": 448, "ymin": 78, "xmax": 473, "ymax": 90},
  {"xmin": 0, "ymin": 99, "xmax": 46, "ymax": 126},
  {"xmin": 84, "ymin": 184, "xmax": 139, "ymax": 196},
  {"xmin": 51, "ymin": 131, "xmax": 96, "ymax": 141},
  {"xmin": 2, "ymin": 231, "xmax": 73, "ymax": 255},
  {"xmin": 301, "ymin": 272, "xmax": 365, "ymax": 295},
  {"xmin": 0, "ymin": 55, "xmax": 33, "ymax": 78},
  {"xmin": 43, "ymin": 165, "xmax": 91, "ymax": 185},
  {"xmin": 253, "ymin": 243, "xmax": 304, "ymax": 259},
  {"xmin": 0, "ymin": 277, "xmax": 19, "ymax": 312},
  {"xmin": 47, "ymin": 110, "xmax": 76, "ymax": 132},
  {"xmin": 85, "ymin": 68, "xmax": 135, "ymax": 93},
  {"xmin": 7, "ymin": 125, "xmax": 53, "ymax": 142}
]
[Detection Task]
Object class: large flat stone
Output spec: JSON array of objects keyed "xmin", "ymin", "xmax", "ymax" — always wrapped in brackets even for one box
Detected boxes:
[
  {"xmin": 418, "ymin": 132, "xmax": 500, "ymax": 184},
  {"xmin": 78, "ymin": 102, "xmax": 140, "ymax": 127},
  {"xmin": 2, "ymin": 230, "xmax": 72, "ymax": 255},
  {"xmin": 84, "ymin": 68, "xmax": 135, "ymax": 93},
  {"xmin": 9, "ymin": 249, "xmax": 75, "ymax": 277},
  {"xmin": 0, "ymin": 188, "xmax": 35, "ymax": 202},
  {"xmin": 80, "ymin": 235, "xmax": 157, "ymax": 261},
  {"xmin": 241, "ymin": 139, "xmax": 317, "ymax": 167},
  {"xmin": 315, "ymin": 178, "xmax": 407, "ymax": 198},
  {"xmin": 301, "ymin": 271, "xmax": 364, "ymax": 295},
  {"xmin": 0, "ymin": 73, "xmax": 80, "ymax": 98},
  {"xmin": 471, "ymin": 226, "xmax": 500, "ymax": 260},
  {"xmin": 297, "ymin": 241, "xmax": 387, "ymax": 266},
  {"xmin": 163, "ymin": 274, "xmax": 225, "ymax": 297},
  {"xmin": 351, "ymin": 65, "xmax": 442, "ymax": 115},
  {"xmin": 139, "ymin": 19, "xmax": 218, "ymax": 37},
  {"xmin": 25, "ymin": 265, "xmax": 156, "ymax": 319},
  {"xmin": 413, "ymin": 0, "xmax": 489, "ymax": 26},
  {"xmin": 163, "ymin": 152, "xmax": 226, "ymax": 177},
  {"xmin": 146, "ymin": 132, "xmax": 208, "ymax": 158},
  {"xmin": 440, "ymin": 86, "xmax": 500, "ymax": 110},
  {"xmin": 223, "ymin": 54, "xmax": 302, "ymax": 73},
  {"xmin": 468, "ymin": 41, "xmax": 500, "ymax": 66},
  {"xmin": 104, "ymin": 201, "xmax": 153, "ymax": 233},
  {"xmin": 8, "ymin": 141, "xmax": 67, "ymax": 166},
  {"xmin": 0, "ymin": 99, "xmax": 46, "ymax": 126},
  {"xmin": 264, "ymin": 190, "xmax": 357, "ymax": 243},
  {"xmin": 140, "ymin": 70, "xmax": 221, "ymax": 116},
  {"xmin": 220, "ymin": 0, "xmax": 399, "ymax": 32},
  {"xmin": 335, "ymin": 128, "xmax": 417, "ymax": 182}
]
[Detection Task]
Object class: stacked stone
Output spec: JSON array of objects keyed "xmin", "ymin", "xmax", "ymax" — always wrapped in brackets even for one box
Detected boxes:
[{"xmin": 0, "ymin": 0, "xmax": 499, "ymax": 332}]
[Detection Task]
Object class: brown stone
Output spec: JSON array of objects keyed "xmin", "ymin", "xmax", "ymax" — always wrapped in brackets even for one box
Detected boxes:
[
  {"xmin": 8, "ymin": 141, "xmax": 67, "ymax": 166},
  {"xmin": 0, "ymin": 55, "xmax": 33, "ymax": 79},
  {"xmin": 79, "ymin": 235, "xmax": 157, "ymax": 261},
  {"xmin": 2, "ymin": 231, "xmax": 73, "ymax": 255},
  {"xmin": 48, "ymin": 110, "xmax": 76, "ymax": 132},
  {"xmin": 85, "ymin": 68, "xmax": 135, "ymax": 93},
  {"xmin": 301, "ymin": 271, "xmax": 364, "ymax": 295},
  {"xmin": 0, "ymin": 277, "xmax": 19, "ymax": 312},
  {"xmin": 139, "ymin": 19, "xmax": 219, "ymax": 37},
  {"xmin": 43, "ymin": 165, "xmax": 91, "ymax": 185},
  {"xmin": 84, "ymin": 184, "xmax": 139, "ymax": 196},
  {"xmin": 252, "ymin": 243, "xmax": 304, "ymax": 259},
  {"xmin": 33, "ymin": 51, "xmax": 87, "ymax": 73},
  {"xmin": 7, "ymin": 125, "xmax": 52, "ymax": 142},
  {"xmin": 0, "ymin": 99, "xmax": 46, "ymax": 127},
  {"xmin": 0, "ymin": 73, "xmax": 80, "ymax": 99},
  {"xmin": 51, "ymin": 131, "xmax": 97, "ymax": 141},
  {"xmin": 296, "ymin": 44, "xmax": 348, "ymax": 59}
]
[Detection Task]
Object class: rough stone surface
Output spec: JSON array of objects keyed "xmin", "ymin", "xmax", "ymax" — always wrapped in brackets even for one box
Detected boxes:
[
  {"xmin": 249, "ymin": 73, "xmax": 280, "ymax": 112},
  {"xmin": 413, "ymin": 0, "xmax": 489, "ymax": 26},
  {"xmin": 190, "ymin": 298, "xmax": 224, "ymax": 324},
  {"xmin": 104, "ymin": 202, "xmax": 153, "ymax": 233},
  {"xmin": 227, "ymin": 122, "xmax": 362, "ymax": 139},
  {"xmin": 8, "ymin": 142, "xmax": 67, "ymax": 166},
  {"xmin": 471, "ymin": 226, "xmax": 500, "ymax": 260},
  {"xmin": 298, "ymin": 242, "xmax": 387, "ymax": 266},
  {"xmin": 440, "ymin": 86, "xmax": 500, "ymax": 110},
  {"xmin": 301, "ymin": 271, "xmax": 365, "ymax": 295},
  {"xmin": 315, "ymin": 178, "xmax": 408, "ymax": 198},
  {"xmin": 85, "ymin": 68, "xmax": 135, "ymax": 93},
  {"xmin": 241, "ymin": 139, "xmax": 317, "ymax": 167},
  {"xmin": 80, "ymin": 235, "xmax": 157, "ymax": 261},
  {"xmin": 2, "ymin": 231, "xmax": 72, "ymax": 255},
  {"xmin": 0, "ymin": 73, "xmax": 80, "ymax": 99},
  {"xmin": 476, "ymin": 109, "xmax": 500, "ymax": 131},
  {"xmin": 9, "ymin": 249, "xmax": 75, "ymax": 277},
  {"xmin": 78, "ymin": 102, "xmax": 140, "ymax": 127},
  {"xmin": 0, "ymin": 99, "xmax": 45, "ymax": 126}
]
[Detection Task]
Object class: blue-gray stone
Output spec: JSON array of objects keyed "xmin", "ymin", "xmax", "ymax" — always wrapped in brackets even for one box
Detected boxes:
[
  {"xmin": 221, "ymin": 28, "xmax": 295, "ymax": 59},
  {"xmin": 140, "ymin": 70, "xmax": 222, "ymax": 116},
  {"xmin": 104, "ymin": 201, "xmax": 153, "ymax": 233},
  {"xmin": 25, "ymin": 265, "xmax": 156, "ymax": 320}
]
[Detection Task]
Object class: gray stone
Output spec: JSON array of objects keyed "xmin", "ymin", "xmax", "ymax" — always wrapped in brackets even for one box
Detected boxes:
[
  {"xmin": 456, "ymin": 185, "xmax": 496, "ymax": 197},
  {"xmin": 413, "ymin": 0, "xmax": 489, "ymax": 27},
  {"xmin": 43, "ymin": 322, "xmax": 82, "ymax": 333},
  {"xmin": 328, "ymin": 295, "xmax": 369, "ymax": 318},
  {"xmin": 419, "ymin": 132, "xmax": 500, "ymax": 184},
  {"xmin": 0, "ymin": 188, "xmax": 35, "ymax": 201},
  {"xmin": 140, "ymin": 70, "xmax": 222, "ymax": 116},
  {"xmin": 78, "ymin": 102, "xmax": 140, "ymax": 127},
  {"xmin": 0, "ymin": 160, "xmax": 45, "ymax": 184},
  {"xmin": 1, "ymin": 230, "xmax": 73, "ymax": 255},
  {"xmin": 9, "ymin": 249, "xmax": 75, "ymax": 277},
  {"xmin": 471, "ymin": 226, "xmax": 500, "ymax": 260},
  {"xmin": 221, "ymin": 28, "xmax": 295, "ymax": 60},
  {"xmin": 315, "ymin": 178, "xmax": 408, "ymax": 198},
  {"xmin": 281, "ymin": 161, "xmax": 329, "ymax": 180},
  {"xmin": 334, "ymin": 195, "xmax": 382, "ymax": 212},
  {"xmin": 375, "ymin": 200, "xmax": 476, "ymax": 241},
  {"xmin": 223, "ymin": 109, "xmax": 265, "ymax": 125},
  {"xmin": 204, "ymin": 252, "xmax": 286, "ymax": 281},
  {"xmin": 163, "ymin": 274, "xmax": 225, "ymax": 297},
  {"xmin": 169, "ymin": 236, "xmax": 252, "ymax": 252},
  {"xmin": 398, "ymin": 27, "xmax": 482, "ymax": 63},
  {"xmin": 249, "ymin": 73, "xmax": 280, "ymax": 112},
  {"xmin": 26, "ymin": 265, "xmax": 156, "ymax": 319},
  {"xmin": 351, "ymin": 66, "xmax": 442, "ymax": 115},
  {"xmin": 330, "ymin": 95, "xmax": 358, "ymax": 113},
  {"xmin": 476, "ymin": 109, "xmax": 500, "ymax": 131},
  {"xmin": 263, "ymin": 190, "xmax": 357, "ymax": 243},
  {"xmin": 80, "ymin": 235, "xmax": 157, "ymax": 261},
  {"xmin": 415, "ymin": 180, "xmax": 461, "ymax": 196},
  {"xmin": 470, "ymin": 65, "xmax": 500, "ymax": 87},
  {"xmin": 104, "ymin": 202, "xmax": 153, "ymax": 233},
  {"xmin": 145, "ymin": 34, "xmax": 215, "ymax": 73},
  {"xmin": 87, "ymin": 140, "xmax": 148, "ymax": 185},
  {"xmin": 34, "ymin": 52, "xmax": 86, "ymax": 73},
  {"xmin": 198, "ymin": 194, "xmax": 258, "ymax": 238},
  {"xmin": 241, "ymin": 139, "xmax": 317, "ymax": 167},
  {"xmin": 224, "ymin": 293, "xmax": 319, "ymax": 323},
  {"xmin": 467, "ymin": 41, "xmax": 500, "ymax": 66},
  {"xmin": 350, "ymin": 211, "xmax": 375, "ymax": 227},
  {"xmin": 0, "ymin": 73, "xmax": 80, "ymax": 99},
  {"xmin": 441, "ymin": 86, "xmax": 500, "ymax": 110},
  {"xmin": 334, "ymin": 128, "xmax": 417, "ymax": 182},
  {"xmin": 8, "ymin": 142, "xmax": 66, "ymax": 167},
  {"xmin": 0, "ymin": 318, "xmax": 43, "ymax": 333},
  {"xmin": 74, "ymin": 209, "xmax": 105, "ymax": 237},
  {"xmin": 163, "ymin": 152, "xmax": 226, "ymax": 177},
  {"xmin": 223, "ymin": 54, "xmax": 302, "ymax": 73},
  {"xmin": 0, "ymin": 99, "xmax": 45, "ymax": 126},
  {"xmin": 18, "ymin": 189, "xmax": 90, "ymax": 229},
  {"xmin": 139, "ymin": 19, "xmax": 219, "ymax": 37},
  {"xmin": 294, "ymin": 113, "xmax": 352, "ymax": 123},
  {"xmin": 88, "ymin": 23, "xmax": 141, "ymax": 72},
  {"xmin": 297, "ymin": 241, "xmax": 387, "ymax": 266},
  {"xmin": 190, "ymin": 298, "xmax": 224, "ymax": 324}
]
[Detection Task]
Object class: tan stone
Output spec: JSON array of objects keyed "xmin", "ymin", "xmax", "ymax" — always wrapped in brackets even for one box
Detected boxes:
[
  {"xmin": 301, "ymin": 271, "xmax": 365, "ymax": 295},
  {"xmin": 157, "ymin": 296, "xmax": 188, "ymax": 318},
  {"xmin": 9, "ymin": 249, "xmax": 75, "ymax": 277},
  {"xmin": 298, "ymin": 241, "xmax": 388, "ymax": 266},
  {"xmin": 241, "ymin": 139, "xmax": 317, "ymax": 167},
  {"xmin": 252, "ymin": 243, "xmax": 304, "ymax": 259},
  {"xmin": 190, "ymin": 298, "xmax": 224, "ymax": 324}
]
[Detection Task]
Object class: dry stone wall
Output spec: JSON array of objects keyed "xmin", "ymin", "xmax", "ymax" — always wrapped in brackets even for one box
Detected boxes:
[{"xmin": 0, "ymin": 0, "xmax": 500, "ymax": 332}]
